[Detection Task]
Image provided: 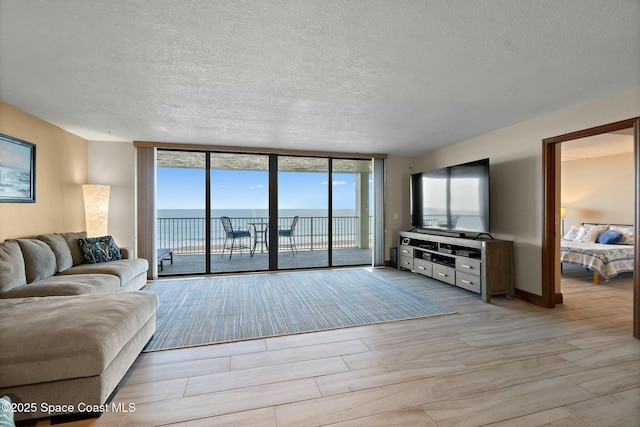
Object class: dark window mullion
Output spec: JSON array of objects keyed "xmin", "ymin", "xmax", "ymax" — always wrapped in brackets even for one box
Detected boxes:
[
  {"xmin": 268, "ymin": 154, "xmax": 278, "ymax": 271},
  {"xmin": 205, "ymin": 152, "xmax": 211, "ymax": 273},
  {"xmin": 328, "ymin": 158, "xmax": 333, "ymax": 266}
]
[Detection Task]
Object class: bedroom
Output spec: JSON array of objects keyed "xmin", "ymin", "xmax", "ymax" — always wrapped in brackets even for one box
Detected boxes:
[{"xmin": 560, "ymin": 128, "xmax": 634, "ymax": 293}]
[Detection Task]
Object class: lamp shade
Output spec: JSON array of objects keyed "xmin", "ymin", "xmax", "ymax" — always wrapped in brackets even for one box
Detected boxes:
[
  {"xmin": 83, "ymin": 184, "xmax": 110, "ymax": 237},
  {"xmin": 560, "ymin": 207, "xmax": 566, "ymax": 219}
]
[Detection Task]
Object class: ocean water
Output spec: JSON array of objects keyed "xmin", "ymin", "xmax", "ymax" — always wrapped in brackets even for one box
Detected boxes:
[
  {"xmin": 0, "ymin": 165, "xmax": 31, "ymax": 198},
  {"xmin": 157, "ymin": 209, "xmax": 368, "ymax": 252}
]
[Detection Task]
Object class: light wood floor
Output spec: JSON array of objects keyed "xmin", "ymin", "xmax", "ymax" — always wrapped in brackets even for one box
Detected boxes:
[{"xmin": 34, "ymin": 267, "xmax": 639, "ymax": 427}]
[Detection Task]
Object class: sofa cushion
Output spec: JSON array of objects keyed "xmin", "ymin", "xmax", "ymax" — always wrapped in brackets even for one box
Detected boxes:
[
  {"xmin": 60, "ymin": 231, "xmax": 88, "ymax": 266},
  {"xmin": 0, "ymin": 274, "xmax": 120, "ymax": 298},
  {"xmin": 59, "ymin": 258, "xmax": 148, "ymax": 287},
  {"xmin": 78, "ymin": 235, "xmax": 123, "ymax": 264},
  {"xmin": 36, "ymin": 233, "xmax": 74, "ymax": 272},
  {"xmin": 14, "ymin": 239, "xmax": 57, "ymax": 284},
  {"xmin": 0, "ymin": 291, "xmax": 159, "ymax": 388},
  {"xmin": 0, "ymin": 241, "xmax": 26, "ymax": 293}
]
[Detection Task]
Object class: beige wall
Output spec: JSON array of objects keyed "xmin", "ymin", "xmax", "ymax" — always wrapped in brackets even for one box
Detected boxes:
[
  {"xmin": 561, "ymin": 152, "xmax": 634, "ymax": 229},
  {"xmin": 407, "ymin": 87, "xmax": 640, "ymax": 296},
  {"xmin": 384, "ymin": 155, "xmax": 412, "ymax": 259},
  {"xmin": 0, "ymin": 102, "xmax": 87, "ymax": 241},
  {"xmin": 88, "ymin": 141, "xmax": 137, "ymax": 254}
]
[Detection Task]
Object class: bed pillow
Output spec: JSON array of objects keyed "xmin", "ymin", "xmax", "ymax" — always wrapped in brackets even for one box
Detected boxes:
[
  {"xmin": 609, "ymin": 225, "xmax": 634, "ymax": 245},
  {"xmin": 563, "ymin": 226, "xmax": 583, "ymax": 241},
  {"xmin": 576, "ymin": 225, "xmax": 606, "ymax": 243},
  {"xmin": 596, "ymin": 230, "xmax": 623, "ymax": 244}
]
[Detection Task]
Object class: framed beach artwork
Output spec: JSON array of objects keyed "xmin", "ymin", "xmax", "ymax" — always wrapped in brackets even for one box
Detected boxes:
[{"xmin": 0, "ymin": 133, "xmax": 36, "ymax": 203}]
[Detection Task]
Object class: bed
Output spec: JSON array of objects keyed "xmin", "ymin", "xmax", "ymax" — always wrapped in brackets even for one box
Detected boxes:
[{"xmin": 560, "ymin": 223, "xmax": 634, "ymax": 284}]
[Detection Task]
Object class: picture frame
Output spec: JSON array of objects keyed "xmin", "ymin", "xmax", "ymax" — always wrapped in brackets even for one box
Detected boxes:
[{"xmin": 0, "ymin": 133, "xmax": 36, "ymax": 203}]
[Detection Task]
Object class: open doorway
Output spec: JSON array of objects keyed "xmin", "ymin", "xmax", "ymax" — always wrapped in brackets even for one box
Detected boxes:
[
  {"xmin": 542, "ymin": 117, "xmax": 640, "ymax": 339},
  {"xmin": 559, "ymin": 132, "xmax": 634, "ymax": 307}
]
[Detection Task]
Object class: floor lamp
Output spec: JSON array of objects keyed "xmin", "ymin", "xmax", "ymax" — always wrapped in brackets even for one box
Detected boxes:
[
  {"xmin": 83, "ymin": 184, "xmax": 110, "ymax": 237},
  {"xmin": 560, "ymin": 207, "xmax": 566, "ymax": 236}
]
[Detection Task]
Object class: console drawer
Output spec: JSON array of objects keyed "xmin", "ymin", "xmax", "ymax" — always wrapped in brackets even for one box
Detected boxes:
[
  {"xmin": 399, "ymin": 245, "xmax": 413, "ymax": 257},
  {"xmin": 456, "ymin": 272, "xmax": 481, "ymax": 293},
  {"xmin": 400, "ymin": 255, "xmax": 414, "ymax": 270},
  {"xmin": 432, "ymin": 264, "xmax": 455, "ymax": 285},
  {"xmin": 456, "ymin": 258, "xmax": 481, "ymax": 276},
  {"xmin": 413, "ymin": 258, "xmax": 433, "ymax": 277}
]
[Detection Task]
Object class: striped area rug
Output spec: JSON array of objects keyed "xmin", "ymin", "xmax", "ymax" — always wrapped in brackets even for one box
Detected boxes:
[{"xmin": 143, "ymin": 268, "xmax": 455, "ymax": 351}]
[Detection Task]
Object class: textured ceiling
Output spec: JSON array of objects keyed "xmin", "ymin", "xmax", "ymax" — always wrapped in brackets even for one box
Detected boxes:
[{"xmin": 0, "ymin": 0, "xmax": 638, "ymax": 156}]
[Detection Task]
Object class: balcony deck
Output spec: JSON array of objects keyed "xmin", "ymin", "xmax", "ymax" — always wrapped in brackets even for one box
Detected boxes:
[{"xmin": 158, "ymin": 247, "xmax": 373, "ymax": 275}]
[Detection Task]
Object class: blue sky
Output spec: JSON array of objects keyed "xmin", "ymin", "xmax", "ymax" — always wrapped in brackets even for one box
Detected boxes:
[{"xmin": 157, "ymin": 168, "xmax": 371, "ymax": 210}]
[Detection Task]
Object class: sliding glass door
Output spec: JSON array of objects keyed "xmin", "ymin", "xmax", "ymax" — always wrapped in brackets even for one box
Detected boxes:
[
  {"xmin": 156, "ymin": 150, "xmax": 377, "ymax": 275},
  {"xmin": 278, "ymin": 156, "xmax": 329, "ymax": 269},
  {"xmin": 332, "ymin": 159, "xmax": 373, "ymax": 266},
  {"xmin": 157, "ymin": 151, "xmax": 207, "ymax": 275},
  {"xmin": 210, "ymin": 153, "xmax": 270, "ymax": 273}
]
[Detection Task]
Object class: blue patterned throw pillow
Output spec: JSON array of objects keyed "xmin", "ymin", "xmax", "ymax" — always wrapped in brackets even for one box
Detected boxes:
[
  {"xmin": 0, "ymin": 395, "xmax": 15, "ymax": 427},
  {"xmin": 78, "ymin": 236, "xmax": 123, "ymax": 263}
]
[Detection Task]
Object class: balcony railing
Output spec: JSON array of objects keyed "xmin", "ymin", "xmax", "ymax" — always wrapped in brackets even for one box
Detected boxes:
[{"xmin": 157, "ymin": 216, "xmax": 372, "ymax": 254}]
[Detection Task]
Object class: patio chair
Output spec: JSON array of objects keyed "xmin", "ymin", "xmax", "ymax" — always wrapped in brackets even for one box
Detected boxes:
[
  {"xmin": 157, "ymin": 248, "xmax": 173, "ymax": 272},
  {"xmin": 220, "ymin": 216, "xmax": 252, "ymax": 258},
  {"xmin": 278, "ymin": 216, "xmax": 299, "ymax": 255}
]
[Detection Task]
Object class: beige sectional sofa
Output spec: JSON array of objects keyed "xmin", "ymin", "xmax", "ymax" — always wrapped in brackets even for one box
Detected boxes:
[
  {"xmin": 0, "ymin": 232, "xmax": 148, "ymax": 298},
  {"xmin": 0, "ymin": 232, "xmax": 157, "ymax": 422}
]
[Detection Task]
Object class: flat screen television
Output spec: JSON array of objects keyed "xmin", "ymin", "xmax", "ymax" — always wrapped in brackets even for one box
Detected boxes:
[{"xmin": 410, "ymin": 158, "xmax": 490, "ymax": 234}]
